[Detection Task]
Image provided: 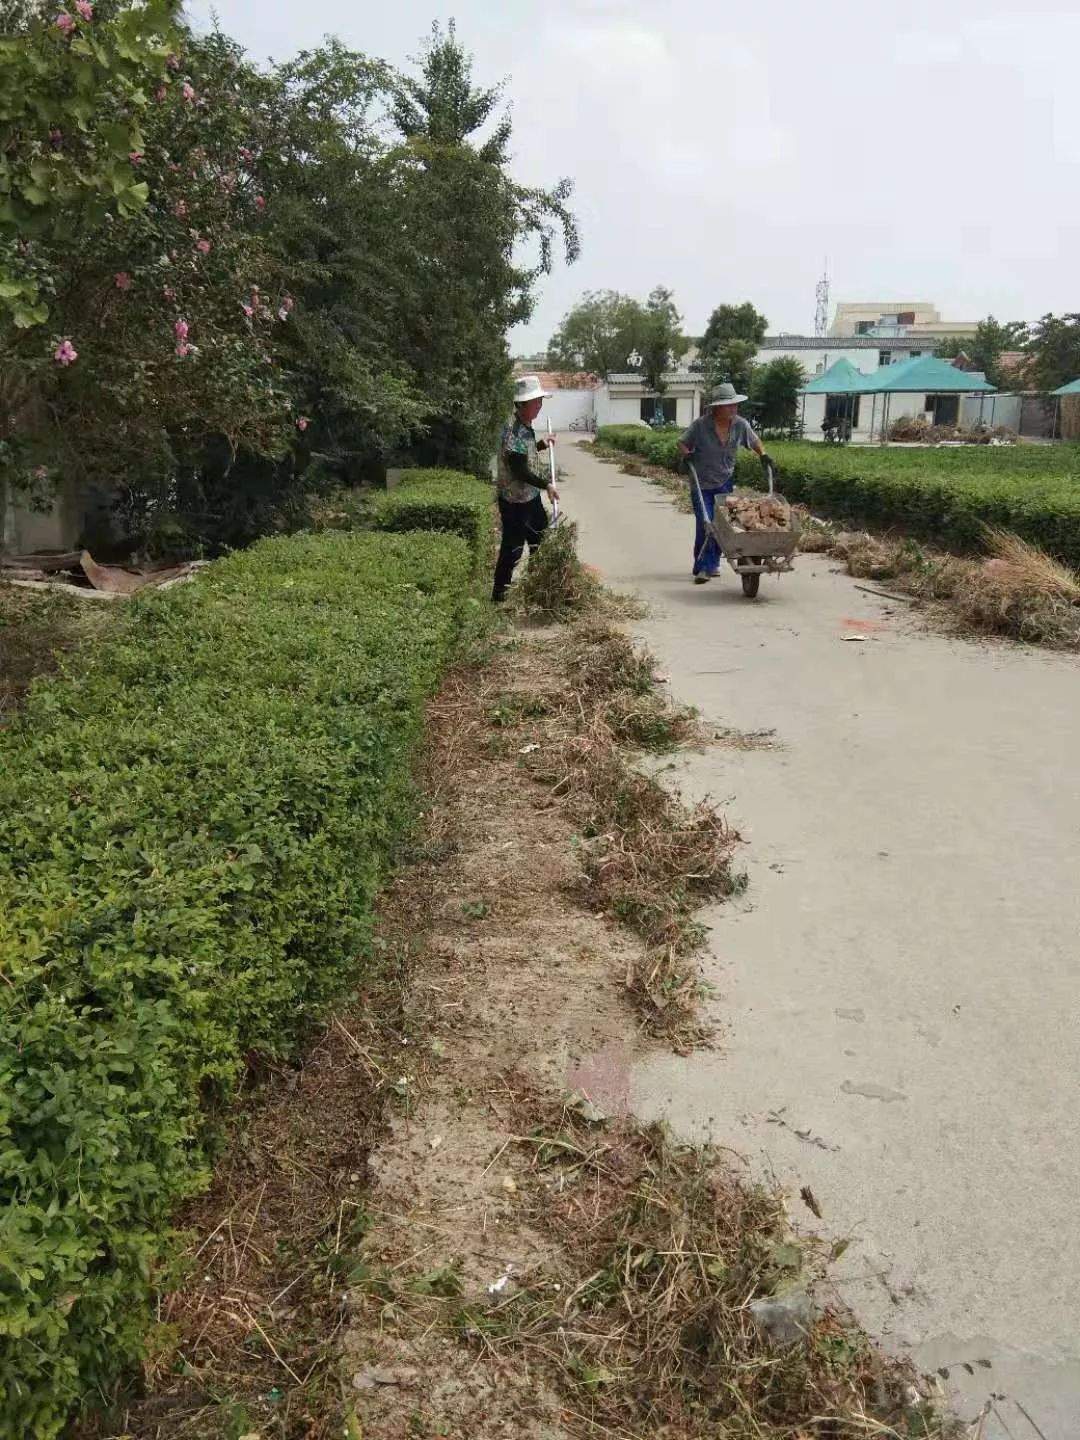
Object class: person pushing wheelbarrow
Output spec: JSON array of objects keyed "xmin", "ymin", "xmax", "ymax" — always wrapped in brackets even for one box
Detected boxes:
[{"xmin": 677, "ymin": 383, "xmax": 772, "ymax": 584}]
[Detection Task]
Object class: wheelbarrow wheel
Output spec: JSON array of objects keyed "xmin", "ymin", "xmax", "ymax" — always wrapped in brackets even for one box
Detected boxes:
[{"xmin": 741, "ymin": 570, "xmax": 762, "ymax": 599}]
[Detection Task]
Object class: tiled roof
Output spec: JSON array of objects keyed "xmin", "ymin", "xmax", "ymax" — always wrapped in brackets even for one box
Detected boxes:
[
  {"xmin": 606, "ymin": 372, "xmax": 700, "ymax": 386},
  {"xmin": 761, "ymin": 335, "xmax": 935, "ymax": 350}
]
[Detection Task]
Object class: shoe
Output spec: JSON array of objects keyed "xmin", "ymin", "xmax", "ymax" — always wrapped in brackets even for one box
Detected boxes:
[{"xmin": 693, "ymin": 573, "xmax": 711, "ymax": 585}]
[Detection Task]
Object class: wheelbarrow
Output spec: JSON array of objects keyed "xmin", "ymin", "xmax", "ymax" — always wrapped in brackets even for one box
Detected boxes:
[{"xmin": 688, "ymin": 458, "xmax": 800, "ymax": 598}]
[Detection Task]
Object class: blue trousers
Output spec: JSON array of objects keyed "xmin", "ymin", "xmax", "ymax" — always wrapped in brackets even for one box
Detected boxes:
[{"xmin": 691, "ymin": 484, "xmax": 731, "ymax": 575}]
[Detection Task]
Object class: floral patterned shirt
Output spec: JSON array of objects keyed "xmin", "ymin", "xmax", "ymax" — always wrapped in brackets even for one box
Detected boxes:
[{"xmin": 496, "ymin": 415, "xmax": 545, "ymax": 503}]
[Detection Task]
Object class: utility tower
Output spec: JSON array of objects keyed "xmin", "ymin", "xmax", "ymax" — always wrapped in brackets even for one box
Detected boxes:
[{"xmin": 814, "ymin": 263, "xmax": 830, "ymax": 337}]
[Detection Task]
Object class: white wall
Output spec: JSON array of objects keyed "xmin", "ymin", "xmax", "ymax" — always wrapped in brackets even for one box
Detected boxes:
[
  {"xmin": 960, "ymin": 393, "xmax": 1022, "ymax": 430},
  {"xmin": 596, "ymin": 393, "xmax": 643, "ymax": 428},
  {"xmin": 595, "ymin": 386, "xmax": 700, "ymax": 429},
  {"xmin": 542, "ymin": 388, "xmax": 595, "ymax": 431}
]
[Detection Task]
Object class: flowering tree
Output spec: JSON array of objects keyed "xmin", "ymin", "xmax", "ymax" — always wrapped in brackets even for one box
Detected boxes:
[{"xmin": 1, "ymin": 14, "xmax": 579, "ymax": 553}]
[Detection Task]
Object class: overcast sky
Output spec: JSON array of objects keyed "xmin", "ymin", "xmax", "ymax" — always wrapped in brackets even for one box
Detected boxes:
[{"xmin": 187, "ymin": 0, "xmax": 1080, "ymax": 351}]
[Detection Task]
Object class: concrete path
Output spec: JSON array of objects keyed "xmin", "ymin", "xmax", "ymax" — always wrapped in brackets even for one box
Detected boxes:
[{"xmin": 557, "ymin": 438, "xmax": 1080, "ymax": 1438}]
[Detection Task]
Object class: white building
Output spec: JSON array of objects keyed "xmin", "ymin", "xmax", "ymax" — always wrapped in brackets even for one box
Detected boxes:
[
  {"xmin": 595, "ymin": 372, "xmax": 703, "ymax": 429},
  {"xmin": 829, "ymin": 302, "xmax": 978, "ymax": 341}
]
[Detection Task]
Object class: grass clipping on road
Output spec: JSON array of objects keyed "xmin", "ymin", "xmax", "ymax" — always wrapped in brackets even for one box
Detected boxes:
[{"xmin": 511, "ymin": 598, "xmax": 739, "ymax": 1050}]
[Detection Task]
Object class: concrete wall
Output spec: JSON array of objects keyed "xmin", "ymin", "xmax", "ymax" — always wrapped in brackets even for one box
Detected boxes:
[
  {"xmin": 541, "ymin": 388, "xmax": 595, "ymax": 431},
  {"xmin": 1, "ymin": 478, "xmax": 80, "ymax": 555},
  {"xmin": 960, "ymin": 393, "xmax": 1022, "ymax": 431}
]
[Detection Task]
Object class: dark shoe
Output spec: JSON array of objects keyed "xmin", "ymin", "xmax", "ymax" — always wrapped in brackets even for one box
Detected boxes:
[{"xmin": 693, "ymin": 573, "xmax": 711, "ymax": 585}]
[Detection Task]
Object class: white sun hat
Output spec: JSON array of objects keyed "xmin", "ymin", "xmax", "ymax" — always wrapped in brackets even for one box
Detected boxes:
[
  {"xmin": 708, "ymin": 382, "xmax": 748, "ymax": 406},
  {"xmin": 513, "ymin": 374, "xmax": 553, "ymax": 405}
]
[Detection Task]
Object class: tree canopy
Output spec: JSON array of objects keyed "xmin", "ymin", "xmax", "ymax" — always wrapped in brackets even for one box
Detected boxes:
[
  {"xmin": 701, "ymin": 301, "xmax": 768, "ymax": 354},
  {"xmin": 547, "ymin": 285, "xmax": 686, "ymax": 388},
  {"xmin": 0, "ymin": 11, "xmax": 578, "ymax": 554},
  {"xmin": 935, "ymin": 316, "xmax": 1029, "ymax": 387}
]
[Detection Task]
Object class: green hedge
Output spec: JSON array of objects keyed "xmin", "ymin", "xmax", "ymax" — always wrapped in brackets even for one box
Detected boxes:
[
  {"xmin": 0, "ymin": 529, "xmax": 473, "ymax": 1437},
  {"xmin": 596, "ymin": 427, "xmax": 1080, "ymax": 567},
  {"xmin": 368, "ymin": 467, "xmax": 495, "ymax": 572}
]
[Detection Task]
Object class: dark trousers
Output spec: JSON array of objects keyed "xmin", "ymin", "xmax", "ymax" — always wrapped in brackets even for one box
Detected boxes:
[{"xmin": 492, "ymin": 495, "xmax": 549, "ymax": 600}]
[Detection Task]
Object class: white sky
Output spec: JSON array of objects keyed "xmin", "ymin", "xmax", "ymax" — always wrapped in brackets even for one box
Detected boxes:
[{"xmin": 187, "ymin": 0, "xmax": 1080, "ymax": 351}]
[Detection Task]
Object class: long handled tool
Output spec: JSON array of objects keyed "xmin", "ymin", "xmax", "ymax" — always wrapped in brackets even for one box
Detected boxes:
[{"xmin": 546, "ymin": 418, "xmax": 560, "ymax": 526}]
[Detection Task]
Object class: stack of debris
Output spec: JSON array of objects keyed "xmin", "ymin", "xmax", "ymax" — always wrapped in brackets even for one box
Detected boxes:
[
  {"xmin": 0, "ymin": 551, "xmax": 207, "ymax": 599},
  {"xmin": 724, "ymin": 495, "xmax": 791, "ymax": 532}
]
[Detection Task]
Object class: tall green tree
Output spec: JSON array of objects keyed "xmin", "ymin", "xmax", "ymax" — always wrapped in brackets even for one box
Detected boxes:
[
  {"xmin": 704, "ymin": 339, "xmax": 757, "ymax": 398},
  {"xmin": 935, "ymin": 315, "xmax": 1029, "ymax": 387},
  {"xmin": 1023, "ymin": 313, "xmax": 1080, "ymax": 393},
  {"xmin": 383, "ymin": 21, "xmax": 578, "ymax": 472},
  {"xmin": 638, "ymin": 284, "xmax": 687, "ymax": 393},
  {"xmin": 749, "ymin": 356, "xmax": 805, "ymax": 432},
  {"xmin": 547, "ymin": 289, "xmax": 647, "ymax": 377},
  {"xmin": 701, "ymin": 301, "xmax": 768, "ymax": 356}
]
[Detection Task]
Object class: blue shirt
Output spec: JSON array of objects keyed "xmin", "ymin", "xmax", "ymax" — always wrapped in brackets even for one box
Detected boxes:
[{"xmin": 679, "ymin": 414, "xmax": 760, "ymax": 492}]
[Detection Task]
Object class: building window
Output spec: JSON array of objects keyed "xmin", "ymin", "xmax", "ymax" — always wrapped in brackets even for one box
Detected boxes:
[
  {"xmin": 856, "ymin": 321, "xmax": 873, "ymax": 336},
  {"xmin": 878, "ymin": 350, "xmax": 893, "ymax": 367},
  {"xmin": 910, "ymin": 350, "xmax": 922, "ymax": 359},
  {"xmin": 640, "ymin": 396, "xmax": 677, "ymax": 425}
]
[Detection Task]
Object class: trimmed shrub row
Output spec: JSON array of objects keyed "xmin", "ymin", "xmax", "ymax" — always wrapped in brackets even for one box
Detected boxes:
[
  {"xmin": 0, "ymin": 526, "xmax": 477, "ymax": 1437},
  {"xmin": 596, "ymin": 427, "xmax": 1080, "ymax": 568},
  {"xmin": 368, "ymin": 467, "xmax": 496, "ymax": 573}
]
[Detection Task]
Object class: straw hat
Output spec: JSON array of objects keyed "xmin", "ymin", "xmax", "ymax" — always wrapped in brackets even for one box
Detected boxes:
[
  {"xmin": 708, "ymin": 382, "xmax": 748, "ymax": 406},
  {"xmin": 513, "ymin": 374, "xmax": 553, "ymax": 405}
]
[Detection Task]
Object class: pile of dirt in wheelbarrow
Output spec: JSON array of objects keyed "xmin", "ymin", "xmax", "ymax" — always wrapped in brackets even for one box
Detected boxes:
[{"xmin": 725, "ymin": 494, "xmax": 791, "ymax": 531}]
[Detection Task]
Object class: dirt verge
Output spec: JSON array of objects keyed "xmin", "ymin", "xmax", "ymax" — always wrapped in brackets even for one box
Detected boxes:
[{"xmin": 93, "ymin": 592, "xmax": 958, "ymax": 1440}]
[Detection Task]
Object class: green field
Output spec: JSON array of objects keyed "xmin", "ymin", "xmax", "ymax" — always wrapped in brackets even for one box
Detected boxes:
[{"xmin": 596, "ymin": 427, "xmax": 1080, "ymax": 567}]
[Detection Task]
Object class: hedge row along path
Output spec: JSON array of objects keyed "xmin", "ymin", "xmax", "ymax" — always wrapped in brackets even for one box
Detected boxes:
[
  {"xmin": 560, "ymin": 437, "xmax": 1080, "ymax": 1439},
  {"xmin": 597, "ymin": 426, "xmax": 1080, "ymax": 568},
  {"xmin": 0, "ymin": 472, "xmax": 494, "ymax": 1438}
]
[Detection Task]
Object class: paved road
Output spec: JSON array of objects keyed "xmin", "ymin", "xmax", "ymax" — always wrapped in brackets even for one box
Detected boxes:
[{"xmin": 558, "ymin": 438, "xmax": 1080, "ymax": 1438}]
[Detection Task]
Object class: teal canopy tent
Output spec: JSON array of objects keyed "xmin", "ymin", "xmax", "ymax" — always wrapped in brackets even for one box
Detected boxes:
[
  {"xmin": 854, "ymin": 355, "xmax": 995, "ymax": 441},
  {"xmin": 1050, "ymin": 377, "xmax": 1080, "ymax": 439},
  {"xmin": 798, "ymin": 359, "xmax": 868, "ymax": 441}
]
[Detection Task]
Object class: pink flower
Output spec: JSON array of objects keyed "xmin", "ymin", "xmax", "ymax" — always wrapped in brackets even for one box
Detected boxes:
[
  {"xmin": 166, "ymin": 53, "xmax": 181, "ymax": 71},
  {"xmin": 129, "ymin": 151, "xmax": 143, "ymax": 165},
  {"xmin": 277, "ymin": 306, "xmax": 290, "ymax": 322},
  {"xmin": 53, "ymin": 339, "xmax": 78, "ymax": 366},
  {"xmin": 174, "ymin": 318, "xmax": 189, "ymax": 341},
  {"xmin": 74, "ymin": 0, "xmax": 93, "ymax": 19},
  {"xmin": 238, "ymin": 146, "xmax": 254, "ymax": 162},
  {"xmin": 296, "ymin": 417, "xmax": 309, "ymax": 432},
  {"xmin": 195, "ymin": 238, "xmax": 211, "ymax": 256},
  {"xmin": 33, "ymin": 465, "xmax": 49, "ymax": 482},
  {"xmin": 254, "ymin": 195, "xmax": 266, "ymax": 212},
  {"xmin": 163, "ymin": 287, "xmax": 176, "ymax": 301},
  {"xmin": 155, "ymin": 84, "xmax": 167, "ymax": 103},
  {"xmin": 241, "ymin": 303, "xmax": 254, "ymax": 318},
  {"xmin": 55, "ymin": 12, "xmax": 75, "ymax": 34},
  {"xmin": 280, "ymin": 295, "xmax": 294, "ymax": 313},
  {"xmin": 181, "ymin": 82, "xmax": 195, "ymax": 103},
  {"xmin": 173, "ymin": 200, "xmax": 187, "ymax": 218},
  {"xmin": 175, "ymin": 342, "xmax": 191, "ymax": 358},
  {"xmin": 114, "ymin": 272, "xmax": 132, "ymax": 291}
]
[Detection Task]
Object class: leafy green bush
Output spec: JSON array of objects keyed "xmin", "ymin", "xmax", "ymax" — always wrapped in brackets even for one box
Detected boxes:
[
  {"xmin": 0, "ymin": 530, "xmax": 473, "ymax": 1438},
  {"xmin": 596, "ymin": 428, "xmax": 1080, "ymax": 567},
  {"xmin": 368, "ymin": 468, "xmax": 495, "ymax": 572}
]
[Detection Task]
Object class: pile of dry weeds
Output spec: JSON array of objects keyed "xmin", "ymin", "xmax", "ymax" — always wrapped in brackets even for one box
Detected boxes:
[
  {"xmin": 501, "ymin": 1101, "xmax": 952, "ymax": 1439},
  {"xmin": 515, "ymin": 517, "xmax": 602, "ymax": 620},
  {"xmin": 803, "ymin": 517, "xmax": 1080, "ymax": 648}
]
